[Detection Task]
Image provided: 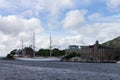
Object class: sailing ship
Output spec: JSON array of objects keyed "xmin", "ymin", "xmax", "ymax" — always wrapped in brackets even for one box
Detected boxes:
[{"xmin": 16, "ymin": 33, "xmax": 61, "ymax": 61}]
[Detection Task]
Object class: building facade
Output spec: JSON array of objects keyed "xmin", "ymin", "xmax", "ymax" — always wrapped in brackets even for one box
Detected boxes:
[
  {"xmin": 80, "ymin": 41, "xmax": 120, "ymax": 62},
  {"xmin": 65, "ymin": 41, "xmax": 120, "ymax": 62},
  {"xmin": 65, "ymin": 45, "xmax": 81, "ymax": 55}
]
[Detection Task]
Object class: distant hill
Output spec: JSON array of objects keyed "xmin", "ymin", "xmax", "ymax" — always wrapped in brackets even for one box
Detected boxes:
[{"xmin": 102, "ymin": 36, "xmax": 120, "ymax": 48}]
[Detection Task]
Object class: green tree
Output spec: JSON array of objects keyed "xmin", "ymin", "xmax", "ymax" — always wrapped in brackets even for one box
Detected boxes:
[
  {"xmin": 52, "ymin": 48, "xmax": 65, "ymax": 56},
  {"xmin": 36, "ymin": 48, "xmax": 66, "ymax": 57},
  {"xmin": 6, "ymin": 49, "xmax": 17, "ymax": 59},
  {"xmin": 6, "ymin": 54, "xmax": 13, "ymax": 59},
  {"xmin": 114, "ymin": 56, "xmax": 120, "ymax": 61},
  {"xmin": 37, "ymin": 49, "xmax": 50, "ymax": 57}
]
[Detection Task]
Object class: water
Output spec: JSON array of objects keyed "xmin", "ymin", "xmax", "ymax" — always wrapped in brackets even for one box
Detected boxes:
[{"xmin": 0, "ymin": 60, "xmax": 120, "ymax": 80}]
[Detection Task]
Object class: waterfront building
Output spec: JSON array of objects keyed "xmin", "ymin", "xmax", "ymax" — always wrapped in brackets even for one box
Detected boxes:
[
  {"xmin": 65, "ymin": 45, "xmax": 81, "ymax": 55},
  {"xmin": 80, "ymin": 41, "xmax": 120, "ymax": 62},
  {"xmin": 65, "ymin": 41, "xmax": 120, "ymax": 62}
]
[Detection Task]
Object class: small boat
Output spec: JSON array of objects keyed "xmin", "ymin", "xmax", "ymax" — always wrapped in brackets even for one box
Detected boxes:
[
  {"xmin": 116, "ymin": 61, "xmax": 120, "ymax": 63},
  {"xmin": 16, "ymin": 57, "xmax": 61, "ymax": 61}
]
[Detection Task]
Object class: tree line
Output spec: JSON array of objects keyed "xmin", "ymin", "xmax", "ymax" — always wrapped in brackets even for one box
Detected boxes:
[{"xmin": 6, "ymin": 48, "xmax": 66, "ymax": 59}]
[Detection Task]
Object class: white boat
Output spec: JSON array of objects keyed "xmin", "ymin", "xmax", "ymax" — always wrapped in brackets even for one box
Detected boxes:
[
  {"xmin": 16, "ymin": 57, "xmax": 61, "ymax": 61},
  {"xmin": 116, "ymin": 61, "xmax": 120, "ymax": 63},
  {"xmin": 16, "ymin": 33, "xmax": 61, "ymax": 62}
]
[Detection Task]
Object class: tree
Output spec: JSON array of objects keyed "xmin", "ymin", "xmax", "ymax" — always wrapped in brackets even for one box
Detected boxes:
[
  {"xmin": 114, "ymin": 56, "xmax": 120, "ymax": 61},
  {"xmin": 6, "ymin": 54, "xmax": 13, "ymax": 59},
  {"xmin": 10, "ymin": 49, "xmax": 17, "ymax": 56},
  {"xmin": 37, "ymin": 49, "xmax": 50, "ymax": 57},
  {"xmin": 52, "ymin": 48, "xmax": 65, "ymax": 56},
  {"xmin": 36, "ymin": 48, "xmax": 66, "ymax": 57},
  {"xmin": 6, "ymin": 49, "xmax": 17, "ymax": 59}
]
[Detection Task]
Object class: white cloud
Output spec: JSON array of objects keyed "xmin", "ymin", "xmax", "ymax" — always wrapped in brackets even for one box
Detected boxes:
[
  {"xmin": 100, "ymin": 14, "xmax": 120, "ymax": 22},
  {"xmin": 76, "ymin": 22, "xmax": 120, "ymax": 44},
  {"xmin": 0, "ymin": 15, "xmax": 43, "ymax": 35},
  {"xmin": 61, "ymin": 10, "xmax": 120, "ymax": 47},
  {"xmin": 61, "ymin": 11, "xmax": 120, "ymax": 46},
  {"xmin": 62, "ymin": 10, "xmax": 86, "ymax": 29},
  {"xmin": 56, "ymin": 35, "xmax": 82, "ymax": 49},
  {"xmin": 107, "ymin": 0, "xmax": 120, "ymax": 9},
  {"xmin": 0, "ymin": 0, "xmax": 74, "ymax": 17},
  {"xmin": 88, "ymin": 13, "xmax": 101, "ymax": 21},
  {"xmin": 42, "ymin": 0, "xmax": 73, "ymax": 16},
  {"xmin": 0, "ymin": 32, "xmax": 15, "ymax": 56},
  {"xmin": 56, "ymin": 22, "xmax": 120, "ymax": 50},
  {"xmin": 0, "ymin": 15, "xmax": 44, "ymax": 56},
  {"xmin": 43, "ymin": 0, "xmax": 74, "ymax": 29},
  {"xmin": 0, "ymin": 0, "xmax": 75, "ymax": 31},
  {"xmin": 87, "ymin": 12, "xmax": 120, "ymax": 23},
  {"xmin": 0, "ymin": 0, "xmax": 120, "ymax": 56},
  {"xmin": 0, "ymin": 15, "xmax": 23, "ymax": 35},
  {"xmin": 0, "ymin": 0, "xmax": 10, "ymax": 9}
]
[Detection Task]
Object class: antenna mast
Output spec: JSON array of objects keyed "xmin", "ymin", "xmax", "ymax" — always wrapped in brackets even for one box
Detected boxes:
[
  {"xmin": 33, "ymin": 32, "xmax": 35, "ymax": 57},
  {"xmin": 50, "ymin": 33, "xmax": 52, "ymax": 56}
]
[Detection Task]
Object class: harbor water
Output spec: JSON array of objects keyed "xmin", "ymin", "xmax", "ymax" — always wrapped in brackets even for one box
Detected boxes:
[{"xmin": 0, "ymin": 60, "xmax": 120, "ymax": 80}]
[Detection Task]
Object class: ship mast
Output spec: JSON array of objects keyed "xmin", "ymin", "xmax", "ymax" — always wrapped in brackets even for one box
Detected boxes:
[
  {"xmin": 32, "ymin": 32, "xmax": 35, "ymax": 57},
  {"xmin": 50, "ymin": 33, "xmax": 52, "ymax": 56},
  {"xmin": 21, "ymin": 37, "xmax": 24, "ymax": 57}
]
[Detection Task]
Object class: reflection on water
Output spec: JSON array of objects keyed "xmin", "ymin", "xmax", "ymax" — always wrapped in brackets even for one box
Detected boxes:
[{"xmin": 0, "ymin": 60, "xmax": 120, "ymax": 80}]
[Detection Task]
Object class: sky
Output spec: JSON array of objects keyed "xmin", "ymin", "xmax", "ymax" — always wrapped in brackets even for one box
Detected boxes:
[{"xmin": 0, "ymin": 0, "xmax": 120, "ymax": 56}]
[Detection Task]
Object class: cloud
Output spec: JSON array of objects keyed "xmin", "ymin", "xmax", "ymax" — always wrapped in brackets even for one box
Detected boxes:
[
  {"xmin": 0, "ymin": 32, "xmax": 16, "ymax": 56},
  {"xmin": 88, "ymin": 13, "xmax": 101, "ymax": 21},
  {"xmin": 74, "ymin": 22, "xmax": 120, "ymax": 45},
  {"xmin": 61, "ymin": 10, "xmax": 120, "ymax": 48},
  {"xmin": 0, "ymin": 0, "xmax": 74, "ymax": 16},
  {"xmin": 107, "ymin": 0, "xmax": 120, "ymax": 9},
  {"xmin": 0, "ymin": 0, "xmax": 75, "ymax": 31},
  {"xmin": 0, "ymin": 0, "xmax": 120, "ymax": 56},
  {"xmin": 0, "ymin": 15, "xmax": 44, "ymax": 56},
  {"xmin": 42, "ymin": 0, "xmax": 74, "ymax": 29},
  {"xmin": 44, "ymin": 0, "xmax": 73, "ymax": 16},
  {"xmin": 56, "ymin": 22, "xmax": 120, "ymax": 50},
  {"xmin": 44, "ymin": 0, "xmax": 73, "ymax": 15},
  {"xmin": 56, "ymin": 35, "xmax": 82, "ymax": 49},
  {"xmin": 61, "ymin": 11, "xmax": 120, "ymax": 46},
  {"xmin": 0, "ymin": 0, "xmax": 10, "ymax": 9},
  {"xmin": 0, "ymin": 15, "xmax": 43, "ymax": 35},
  {"xmin": 62, "ymin": 10, "xmax": 86, "ymax": 29},
  {"xmin": 84, "ymin": 22, "xmax": 119, "ymax": 39},
  {"xmin": 87, "ymin": 12, "xmax": 120, "ymax": 23}
]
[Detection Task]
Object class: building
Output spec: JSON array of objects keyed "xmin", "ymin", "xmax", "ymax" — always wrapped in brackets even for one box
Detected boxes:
[
  {"xmin": 65, "ymin": 45, "xmax": 80, "ymax": 55},
  {"xmin": 65, "ymin": 41, "xmax": 120, "ymax": 62},
  {"xmin": 80, "ymin": 41, "xmax": 120, "ymax": 62}
]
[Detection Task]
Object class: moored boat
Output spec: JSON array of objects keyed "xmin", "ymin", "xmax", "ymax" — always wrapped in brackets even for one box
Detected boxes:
[{"xmin": 116, "ymin": 61, "xmax": 120, "ymax": 63}]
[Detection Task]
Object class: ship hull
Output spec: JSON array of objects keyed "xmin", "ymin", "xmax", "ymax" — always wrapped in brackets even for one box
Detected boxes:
[{"xmin": 16, "ymin": 57, "xmax": 61, "ymax": 61}]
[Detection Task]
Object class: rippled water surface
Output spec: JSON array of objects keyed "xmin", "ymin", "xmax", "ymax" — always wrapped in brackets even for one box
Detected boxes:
[{"xmin": 0, "ymin": 60, "xmax": 120, "ymax": 80}]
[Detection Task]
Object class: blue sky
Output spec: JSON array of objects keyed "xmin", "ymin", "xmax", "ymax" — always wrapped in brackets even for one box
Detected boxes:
[{"xmin": 0, "ymin": 0, "xmax": 120, "ymax": 56}]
